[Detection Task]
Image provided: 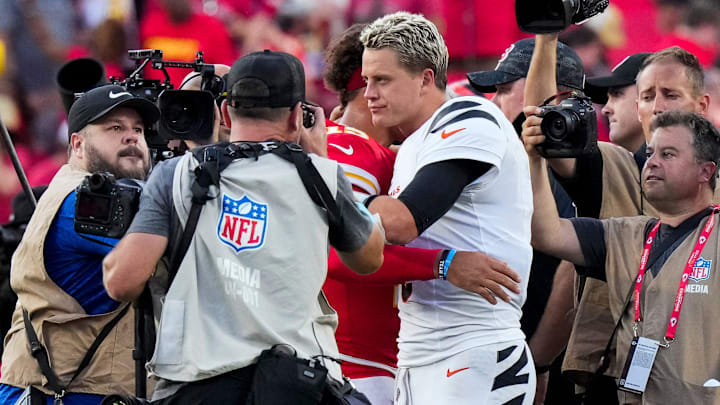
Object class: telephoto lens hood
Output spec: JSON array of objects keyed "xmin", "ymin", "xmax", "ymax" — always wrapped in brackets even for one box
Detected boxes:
[{"xmin": 515, "ymin": 0, "xmax": 608, "ymax": 34}]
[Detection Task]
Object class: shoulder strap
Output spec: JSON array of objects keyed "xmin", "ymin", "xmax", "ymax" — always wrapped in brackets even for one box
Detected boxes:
[
  {"xmin": 270, "ymin": 143, "xmax": 343, "ymax": 233},
  {"xmin": 166, "ymin": 142, "xmax": 343, "ymax": 284},
  {"xmin": 166, "ymin": 143, "xmax": 239, "ymax": 285},
  {"xmin": 22, "ymin": 304, "xmax": 130, "ymax": 396},
  {"xmin": 166, "ymin": 142, "xmax": 276, "ymax": 284}
]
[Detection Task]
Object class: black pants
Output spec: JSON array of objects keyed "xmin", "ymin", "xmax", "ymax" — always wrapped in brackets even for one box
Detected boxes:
[{"xmin": 154, "ymin": 365, "xmax": 256, "ymax": 404}]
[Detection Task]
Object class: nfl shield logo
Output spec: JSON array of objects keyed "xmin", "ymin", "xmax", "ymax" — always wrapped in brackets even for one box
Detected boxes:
[
  {"xmin": 217, "ymin": 194, "xmax": 268, "ymax": 253},
  {"xmin": 690, "ymin": 257, "xmax": 712, "ymax": 282}
]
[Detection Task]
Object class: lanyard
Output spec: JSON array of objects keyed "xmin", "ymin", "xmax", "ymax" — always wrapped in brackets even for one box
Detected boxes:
[{"xmin": 633, "ymin": 206, "xmax": 719, "ymax": 346}]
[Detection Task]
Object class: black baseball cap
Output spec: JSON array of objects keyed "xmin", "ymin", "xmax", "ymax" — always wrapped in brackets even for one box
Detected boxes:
[
  {"xmin": 467, "ymin": 38, "xmax": 585, "ymax": 93},
  {"xmin": 226, "ymin": 50, "xmax": 306, "ymax": 109},
  {"xmin": 584, "ymin": 52, "xmax": 652, "ymax": 104},
  {"xmin": 67, "ymin": 85, "xmax": 160, "ymax": 138}
]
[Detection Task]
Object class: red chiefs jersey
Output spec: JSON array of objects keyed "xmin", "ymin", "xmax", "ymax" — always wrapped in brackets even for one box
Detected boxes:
[
  {"xmin": 326, "ymin": 120, "xmax": 395, "ymax": 198},
  {"xmin": 323, "ymin": 121, "xmax": 439, "ymax": 378}
]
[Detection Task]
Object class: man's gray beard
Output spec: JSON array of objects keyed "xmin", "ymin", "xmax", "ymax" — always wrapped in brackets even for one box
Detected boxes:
[{"xmin": 85, "ymin": 144, "xmax": 150, "ymax": 180}]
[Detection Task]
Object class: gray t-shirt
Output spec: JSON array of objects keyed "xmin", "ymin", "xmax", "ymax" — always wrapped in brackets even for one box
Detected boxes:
[{"xmin": 128, "ymin": 153, "xmax": 373, "ymax": 252}]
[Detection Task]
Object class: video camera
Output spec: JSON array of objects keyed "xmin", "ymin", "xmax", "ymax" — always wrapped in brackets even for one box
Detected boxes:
[
  {"xmin": 110, "ymin": 49, "xmax": 227, "ymax": 158},
  {"xmin": 536, "ymin": 94, "xmax": 598, "ymax": 158},
  {"xmin": 515, "ymin": 0, "xmax": 609, "ymax": 34},
  {"xmin": 68, "ymin": 50, "xmax": 227, "ymax": 239},
  {"xmin": 74, "ymin": 172, "xmax": 142, "ymax": 239}
]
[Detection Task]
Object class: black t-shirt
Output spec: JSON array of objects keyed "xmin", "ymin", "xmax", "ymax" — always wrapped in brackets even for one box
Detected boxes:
[{"xmin": 570, "ymin": 208, "xmax": 713, "ymax": 281}]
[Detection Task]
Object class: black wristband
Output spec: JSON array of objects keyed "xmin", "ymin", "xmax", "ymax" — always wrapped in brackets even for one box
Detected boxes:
[
  {"xmin": 437, "ymin": 249, "xmax": 451, "ymax": 279},
  {"xmin": 363, "ymin": 194, "xmax": 380, "ymax": 208}
]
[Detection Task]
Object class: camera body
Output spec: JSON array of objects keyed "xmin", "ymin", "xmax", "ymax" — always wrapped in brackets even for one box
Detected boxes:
[
  {"xmin": 74, "ymin": 173, "xmax": 142, "ymax": 239},
  {"xmin": 515, "ymin": 0, "xmax": 609, "ymax": 34},
  {"xmin": 537, "ymin": 95, "xmax": 598, "ymax": 158},
  {"xmin": 301, "ymin": 103, "xmax": 316, "ymax": 128}
]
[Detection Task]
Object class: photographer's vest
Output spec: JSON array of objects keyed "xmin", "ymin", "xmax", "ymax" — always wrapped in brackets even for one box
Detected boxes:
[
  {"xmin": 148, "ymin": 151, "xmax": 343, "ymax": 382},
  {"xmin": 603, "ymin": 215, "xmax": 720, "ymax": 405},
  {"xmin": 0, "ymin": 164, "xmax": 136, "ymax": 396},
  {"xmin": 563, "ymin": 142, "xmax": 720, "ymax": 383}
]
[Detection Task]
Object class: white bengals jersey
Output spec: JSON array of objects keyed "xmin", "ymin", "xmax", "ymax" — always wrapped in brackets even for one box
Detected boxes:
[{"xmin": 391, "ymin": 96, "xmax": 533, "ymax": 368}]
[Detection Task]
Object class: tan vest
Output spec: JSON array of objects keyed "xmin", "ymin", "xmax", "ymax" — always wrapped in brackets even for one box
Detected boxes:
[
  {"xmin": 604, "ymin": 215, "xmax": 720, "ymax": 405},
  {"xmin": 0, "ymin": 164, "xmax": 136, "ymax": 396},
  {"xmin": 563, "ymin": 142, "xmax": 651, "ymax": 383},
  {"xmin": 563, "ymin": 142, "xmax": 720, "ymax": 383}
]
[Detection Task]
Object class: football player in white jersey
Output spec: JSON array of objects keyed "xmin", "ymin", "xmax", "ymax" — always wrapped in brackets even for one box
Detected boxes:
[{"xmin": 360, "ymin": 12, "xmax": 536, "ymax": 405}]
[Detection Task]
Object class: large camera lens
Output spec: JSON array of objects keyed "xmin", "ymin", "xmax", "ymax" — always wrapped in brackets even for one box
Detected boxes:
[
  {"xmin": 57, "ymin": 58, "xmax": 107, "ymax": 113},
  {"xmin": 541, "ymin": 110, "xmax": 579, "ymax": 142},
  {"xmin": 158, "ymin": 90, "xmax": 216, "ymax": 141},
  {"xmin": 516, "ymin": 0, "xmax": 578, "ymax": 34}
]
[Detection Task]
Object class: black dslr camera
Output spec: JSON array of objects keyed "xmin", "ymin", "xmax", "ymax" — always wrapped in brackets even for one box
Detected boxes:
[
  {"xmin": 537, "ymin": 95, "xmax": 598, "ymax": 158},
  {"xmin": 74, "ymin": 173, "xmax": 142, "ymax": 239},
  {"xmin": 515, "ymin": 0, "xmax": 609, "ymax": 34},
  {"xmin": 301, "ymin": 103, "xmax": 316, "ymax": 128}
]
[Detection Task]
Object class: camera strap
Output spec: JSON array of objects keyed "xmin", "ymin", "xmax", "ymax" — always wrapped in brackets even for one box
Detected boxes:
[
  {"xmin": 270, "ymin": 143, "xmax": 343, "ymax": 233},
  {"xmin": 539, "ymin": 91, "xmax": 573, "ymax": 108},
  {"xmin": 21, "ymin": 304, "xmax": 130, "ymax": 399},
  {"xmin": 167, "ymin": 142, "xmax": 341, "ymax": 285}
]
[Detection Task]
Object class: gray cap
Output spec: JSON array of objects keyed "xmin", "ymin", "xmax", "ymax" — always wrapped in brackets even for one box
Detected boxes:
[{"xmin": 467, "ymin": 38, "xmax": 585, "ymax": 93}]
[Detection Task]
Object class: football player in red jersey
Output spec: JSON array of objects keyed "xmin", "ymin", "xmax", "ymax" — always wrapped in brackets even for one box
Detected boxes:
[{"xmin": 322, "ymin": 24, "xmax": 523, "ymax": 404}]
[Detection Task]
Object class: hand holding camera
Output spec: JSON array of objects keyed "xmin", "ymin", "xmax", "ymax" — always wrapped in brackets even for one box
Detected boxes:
[
  {"xmin": 521, "ymin": 106, "xmax": 547, "ymax": 160},
  {"xmin": 298, "ymin": 103, "xmax": 328, "ymax": 157},
  {"xmin": 521, "ymin": 94, "xmax": 597, "ymax": 159}
]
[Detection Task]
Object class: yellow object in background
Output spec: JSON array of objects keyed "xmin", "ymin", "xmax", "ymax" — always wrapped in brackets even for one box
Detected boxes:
[{"xmin": 0, "ymin": 40, "xmax": 5, "ymax": 76}]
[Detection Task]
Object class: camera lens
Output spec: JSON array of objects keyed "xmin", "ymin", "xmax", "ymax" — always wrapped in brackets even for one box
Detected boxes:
[
  {"xmin": 163, "ymin": 102, "xmax": 203, "ymax": 136},
  {"xmin": 541, "ymin": 110, "xmax": 578, "ymax": 142},
  {"xmin": 88, "ymin": 173, "xmax": 113, "ymax": 193},
  {"xmin": 159, "ymin": 90, "xmax": 216, "ymax": 141}
]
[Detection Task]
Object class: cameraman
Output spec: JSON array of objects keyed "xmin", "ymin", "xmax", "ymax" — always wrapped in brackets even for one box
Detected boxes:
[
  {"xmin": 103, "ymin": 50, "xmax": 384, "ymax": 403},
  {"xmin": 0, "ymin": 85, "xmax": 159, "ymax": 403},
  {"xmin": 521, "ymin": 34, "xmax": 713, "ymax": 401}
]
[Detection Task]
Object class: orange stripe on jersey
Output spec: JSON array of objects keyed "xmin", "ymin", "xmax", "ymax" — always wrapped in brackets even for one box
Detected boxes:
[
  {"xmin": 326, "ymin": 124, "xmax": 370, "ymax": 140},
  {"xmin": 345, "ymin": 172, "xmax": 379, "ymax": 195}
]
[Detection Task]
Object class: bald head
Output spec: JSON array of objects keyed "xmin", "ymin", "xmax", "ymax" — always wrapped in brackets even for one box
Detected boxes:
[
  {"xmin": 179, "ymin": 64, "xmax": 232, "ymax": 143},
  {"xmin": 180, "ymin": 64, "xmax": 231, "ymax": 91}
]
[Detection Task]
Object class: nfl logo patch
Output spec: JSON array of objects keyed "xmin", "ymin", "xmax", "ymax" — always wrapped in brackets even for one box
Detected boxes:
[
  {"xmin": 217, "ymin": 194, "xmax": 268, "ymax": 253},
  {"xmin": 690, "ymin": 257, "xmax": 712, "ymax": 282}
]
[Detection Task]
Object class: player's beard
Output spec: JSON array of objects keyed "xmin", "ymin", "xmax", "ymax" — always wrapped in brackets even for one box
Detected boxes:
[{"xmin": 86, "ymin": 143, "xmax": 150, "ymax": 181}]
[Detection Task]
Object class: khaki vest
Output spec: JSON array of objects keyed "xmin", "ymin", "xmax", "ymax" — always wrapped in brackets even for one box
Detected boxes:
[
  {"xmin": 563, "ymin": 142, "xmax": 649, "ymax": 382},
  {"xmin": 0, "ymin": 164, "xmax": 136, "ymax": 396},
  {"xmin": 604, "ymin": 215, "xmax": 720, "ymax": 405},
  {"xmin": 563, "ymin": 142, "xmax": 720, "ymax": 383}
]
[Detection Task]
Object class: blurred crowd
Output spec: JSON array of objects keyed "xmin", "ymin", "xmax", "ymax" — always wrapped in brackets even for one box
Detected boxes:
[{"xmin": 2, "ymin": 0, "xmax": 720, "ymax": 224}]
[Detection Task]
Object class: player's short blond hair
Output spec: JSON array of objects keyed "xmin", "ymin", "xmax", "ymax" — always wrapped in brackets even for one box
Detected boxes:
[{"xmin": 360, "ymin": 12, "xmax": 448, "ymax": 89}]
